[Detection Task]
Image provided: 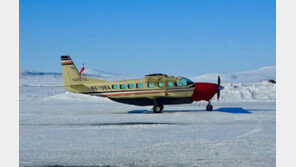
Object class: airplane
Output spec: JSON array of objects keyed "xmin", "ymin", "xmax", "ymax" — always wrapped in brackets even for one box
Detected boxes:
[{"xmin": 61, "ymin": 55, "xmax": 223, "ymax": 113}]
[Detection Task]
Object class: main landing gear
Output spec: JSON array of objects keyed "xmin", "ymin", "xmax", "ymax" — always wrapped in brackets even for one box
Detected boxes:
[
  {"xmin": 206, "ymin": 101, "xmax": 213, "ymax": 111},
  {"xmin": 152, "ymin": 105, "xmax": 164, "ymax": 113},
  {"xmin": 152, "ymin": 98, "xmax": 164, "ymax": 113}
]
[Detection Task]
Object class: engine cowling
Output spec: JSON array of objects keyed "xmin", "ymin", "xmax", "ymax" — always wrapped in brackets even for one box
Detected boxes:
[{"xmin": 192, "ymin": 83, "xmax": 219, "ymax": 101}]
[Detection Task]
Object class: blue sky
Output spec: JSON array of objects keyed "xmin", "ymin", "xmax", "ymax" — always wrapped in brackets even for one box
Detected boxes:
[{"xmin": 20, "ymin": 0, "xmax": 275, "ymax": 76}]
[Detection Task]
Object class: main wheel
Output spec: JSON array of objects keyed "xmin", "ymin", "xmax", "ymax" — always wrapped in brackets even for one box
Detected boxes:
[
  {"xmin": 153, "ymin": 105, "xmax": 164, "ymax": 113},
  {"xmin": 206, "ymin": 104, "xmax": 213, "ymax": 111}
]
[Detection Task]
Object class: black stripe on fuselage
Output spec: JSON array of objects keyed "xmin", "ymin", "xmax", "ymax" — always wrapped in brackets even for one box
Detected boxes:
[{"xmin": 108, "ymin": 97, "xmax": 193, "ymax": 106}]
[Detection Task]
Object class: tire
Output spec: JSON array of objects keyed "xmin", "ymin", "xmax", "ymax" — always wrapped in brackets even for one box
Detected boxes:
[
  {"xmin": 153, "ymin": 105, "xmax": 164, "ymax": 113},
  {"xmin": 206, "ymin": 104, "xmax": 213, "ymax": 111}
]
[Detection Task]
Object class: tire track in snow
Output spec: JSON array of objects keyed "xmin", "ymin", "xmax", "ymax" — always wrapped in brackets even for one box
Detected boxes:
[{"xmin": 236, "ymin": 118, "xmax": 262, "ymax": 138}]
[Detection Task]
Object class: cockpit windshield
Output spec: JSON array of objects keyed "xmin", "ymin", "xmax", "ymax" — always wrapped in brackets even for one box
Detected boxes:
[{"xmin": 180, "ymin": 78, "xmax": 194, "ymax": 85}]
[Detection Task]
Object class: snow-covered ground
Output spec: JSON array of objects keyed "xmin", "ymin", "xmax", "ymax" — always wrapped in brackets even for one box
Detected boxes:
[{"xmin": 19, "ymin": 67, "xmax": 276, "ymax": 167}]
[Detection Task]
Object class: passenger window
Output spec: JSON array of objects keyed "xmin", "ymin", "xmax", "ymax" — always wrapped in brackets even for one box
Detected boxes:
[
  {"xmin": 128, "ymin": 84, "xmax": 134, "ymax": 89},
  {"xmin": 120, "ymin": 84, "xmax": 126, "ymax": 89},
  {"xmin": 158, "ymin": 82, "xmax": 164, "ymax": 87},
  {"xmin": 148, "ymin": 83, "xmax": 154, "ymax": 88},
  {"xmin": 136, "ymin": 83, "xmax": 143, "ymax": 88},
  {"xmin": 112, "ymin": 85, "xmax": 118, "ymax": 89},
  {"xmin": 167, "ymin": 82, "xmax": 173, "ymax": 87},
  {"xmin": 175, "ymin": 81, "xmax": 183, "ymax": 87}
]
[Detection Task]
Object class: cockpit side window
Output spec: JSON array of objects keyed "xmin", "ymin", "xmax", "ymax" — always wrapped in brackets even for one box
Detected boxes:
[
  {"xmin": 175, "ymin": 81, "xmax": 183, "ymax": 87},
  {"xmin": 180, "ymin": 78, "xmax": 194, "ymax": 85}
]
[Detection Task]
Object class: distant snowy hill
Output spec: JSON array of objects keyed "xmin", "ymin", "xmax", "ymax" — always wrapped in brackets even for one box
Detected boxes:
[
  {"xmin": 20, "ymin": 71, "xmax": 63, "ymax": 87},
  {"xmin": 19, "ymin": 70, "xmax": 134, "ymax": 86},
  {"xmin": 189, "ymin": 66, "xmax": 275, "ymax": 84},
  {"xmin": 83, "ymin": 69, "xmax": 117, "ymax": 77}
]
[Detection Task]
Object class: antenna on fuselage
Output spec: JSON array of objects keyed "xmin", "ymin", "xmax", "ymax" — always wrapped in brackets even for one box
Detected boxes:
[{"xmin": 79, "ymin": 63, "xmax": 85, "ymax": 76}]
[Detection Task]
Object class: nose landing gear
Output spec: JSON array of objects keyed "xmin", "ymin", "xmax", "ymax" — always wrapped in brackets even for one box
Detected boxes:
[{"xmin": 206, "ymin": 101, "xmax": 213, "ymax": 111}]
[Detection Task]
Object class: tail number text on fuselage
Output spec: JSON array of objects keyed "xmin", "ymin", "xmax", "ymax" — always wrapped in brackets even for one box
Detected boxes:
[{"xmin": 90, "ymin": 85, "xmax": 111, "ymax": 91}]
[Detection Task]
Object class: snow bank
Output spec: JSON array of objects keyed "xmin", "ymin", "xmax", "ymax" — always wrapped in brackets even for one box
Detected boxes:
[
  {"xmin": 19, "ymin": 86, "xmax": 64, "ymax": 101},
  {"xmin": 211, "ymin": 81, "xmax": 276, "ymax": 102},
  {"xmin": 19, "ymin": 86, "xmax": 112, "ymax": 103},
  {"xmin": 44, "ymin": 91, "xmax": 113, "ymax": 103}
]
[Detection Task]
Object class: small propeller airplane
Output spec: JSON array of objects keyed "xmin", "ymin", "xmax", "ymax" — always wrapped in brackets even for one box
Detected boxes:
[{"xmin": 61, "ymin": 55, "xmax": 223, "ymax": 113}]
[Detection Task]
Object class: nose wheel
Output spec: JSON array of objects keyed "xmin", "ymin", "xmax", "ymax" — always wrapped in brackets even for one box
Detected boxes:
[{"xmin": 206, "ymin": 102, "xmax": 213, "ymax": 111}]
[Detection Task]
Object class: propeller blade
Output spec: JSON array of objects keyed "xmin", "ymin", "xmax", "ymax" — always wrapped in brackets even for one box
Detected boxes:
[
  {"xmin": 218, "ymin": 75, "xmax": 221, "ymax": 86},
  {"xmin": 217, "ymin": 75, "xmax": 221, "ymax": 100},
  {"xmin": 217, "ymin": 90, "xmax": 220, "ymax": 100}
]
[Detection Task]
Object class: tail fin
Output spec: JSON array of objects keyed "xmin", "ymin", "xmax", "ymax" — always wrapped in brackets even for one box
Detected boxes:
[
  {"xmin": 61, "ymin": 55, "xmax": 82, "ymax": 86},
  {"xmin": 61, "ymin": 55, "xmax": 106, "ymax": 93}
]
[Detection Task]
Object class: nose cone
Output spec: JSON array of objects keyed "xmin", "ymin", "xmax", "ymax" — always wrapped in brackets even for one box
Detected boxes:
[{"xmin": 192, "ymin": 83, "xmax": 219, "ymax": 101}]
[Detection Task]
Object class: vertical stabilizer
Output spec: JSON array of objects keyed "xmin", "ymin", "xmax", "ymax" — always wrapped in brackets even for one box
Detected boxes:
[{"xmin": 61, "ymin": 55, "xmax": 81, "ymax": 86}]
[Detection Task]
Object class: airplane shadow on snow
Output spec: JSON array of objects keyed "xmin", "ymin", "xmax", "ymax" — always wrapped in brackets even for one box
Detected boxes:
[{"xmin": 129, "ymin": 107, "xmax": 271, "ymax": 114}]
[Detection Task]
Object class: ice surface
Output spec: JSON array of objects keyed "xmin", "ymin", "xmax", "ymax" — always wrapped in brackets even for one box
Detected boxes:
[{"xmin": 20, "ymin": 100, "xmax": 275, "ymax": 167}]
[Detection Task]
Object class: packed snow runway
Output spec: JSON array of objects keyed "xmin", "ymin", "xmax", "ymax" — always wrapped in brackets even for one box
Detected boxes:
[{"xmin": 20, "ymin": 95, "xmax": 275, "ymax": 167}]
